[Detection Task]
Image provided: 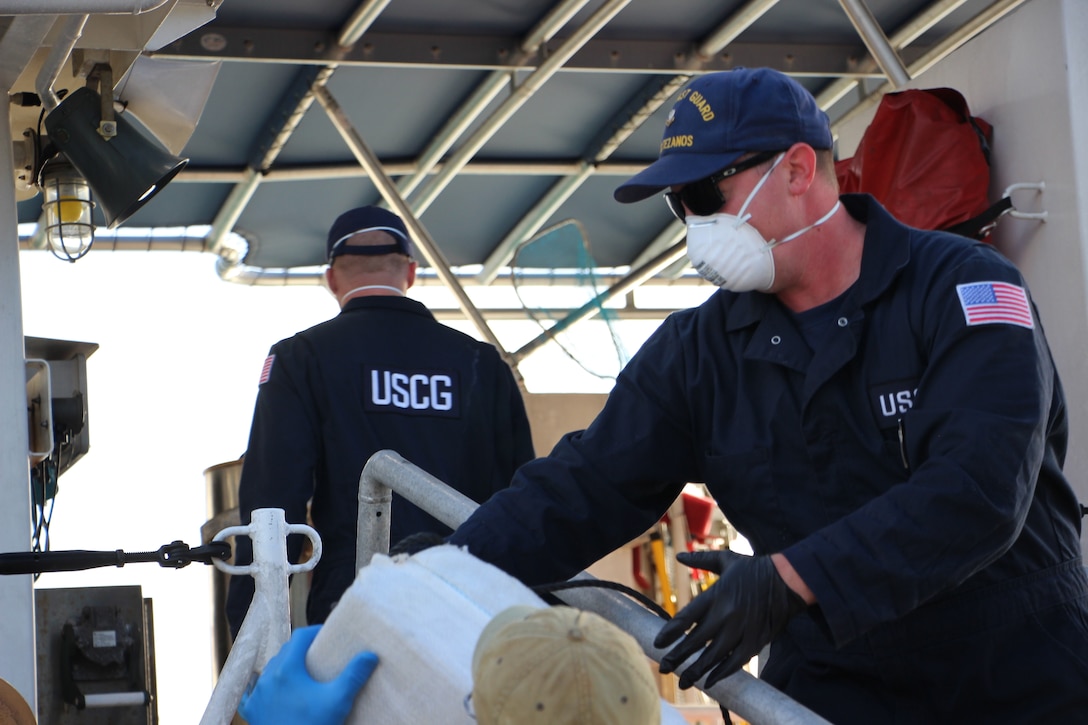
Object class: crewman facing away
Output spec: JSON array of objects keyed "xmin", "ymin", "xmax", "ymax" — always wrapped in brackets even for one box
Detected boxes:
[{"xmin": 226, "ymin": 206, "xmax": 534, "ymax": 637}]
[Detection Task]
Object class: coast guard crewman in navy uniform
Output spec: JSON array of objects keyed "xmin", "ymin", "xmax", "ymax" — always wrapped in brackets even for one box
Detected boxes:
[
  {"xmin": 226, "ymin": 206, "xmax": 534, "ymax": 637},
  {"xmin": 448, "ymin": 68, "xmax": 1088, "ymax": 723}
]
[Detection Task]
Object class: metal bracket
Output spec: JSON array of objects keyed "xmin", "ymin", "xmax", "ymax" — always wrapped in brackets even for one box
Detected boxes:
[{"xmin": 1003, "ymin": 181, "xmax": 1047, "ymax": 221}]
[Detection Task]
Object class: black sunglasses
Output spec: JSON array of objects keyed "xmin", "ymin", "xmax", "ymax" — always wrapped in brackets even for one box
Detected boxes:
[{"xmin": 664, "ymin": 150, "xmax": 781, "ymax": 221}]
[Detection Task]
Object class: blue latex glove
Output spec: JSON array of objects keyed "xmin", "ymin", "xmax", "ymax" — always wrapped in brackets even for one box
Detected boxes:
[{"xmin": 239, "ymin": 625, "xmax": 379, "ymax": 725}]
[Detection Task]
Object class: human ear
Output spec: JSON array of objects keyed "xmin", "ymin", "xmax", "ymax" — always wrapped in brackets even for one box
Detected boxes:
[
  {"xmin": 784, "ymin": 143, "xmax": 818, "ymax": 193},
  {"xmin": 324, "ymin": 266, "xmax": 341, "ymax": 297}
]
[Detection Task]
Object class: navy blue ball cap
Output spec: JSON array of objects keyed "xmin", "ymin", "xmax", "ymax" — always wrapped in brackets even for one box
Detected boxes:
[
  {"xmin": 614, "ymin": 68, "xmax": 833, "ymax": 204},
  {"xmin": 326, "ymin": 206, "xmax": 414, "ymax": 261}
]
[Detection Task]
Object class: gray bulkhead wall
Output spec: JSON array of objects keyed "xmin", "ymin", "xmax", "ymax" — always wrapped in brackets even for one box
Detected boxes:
[
  {"xmin": 0, "ymin": 84, "xmax": 36, "ymax": 706},
  {"xmin": 835, "ymin": 0, "xmax": 1088, "ymax": 559}
]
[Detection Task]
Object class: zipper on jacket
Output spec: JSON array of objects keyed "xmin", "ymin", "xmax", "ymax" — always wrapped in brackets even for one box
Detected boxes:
[{"xmin": 897, "ymin": 417, "xmax": 910, "ymax": 472}]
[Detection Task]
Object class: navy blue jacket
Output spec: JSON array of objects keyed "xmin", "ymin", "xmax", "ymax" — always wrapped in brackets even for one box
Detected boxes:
[
  {"xmin": 227, "ymin": 295, "xmax": 534, "ymax": 635},
  {"xmin": 450, "ymin": 195, "xmax": 1086, "ymax": 713}
]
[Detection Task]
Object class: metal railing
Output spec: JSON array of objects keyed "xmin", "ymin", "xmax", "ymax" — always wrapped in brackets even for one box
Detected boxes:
[
  {"xmin": 357, "ymin": 449, "xmax": 831, "ymax": 725},
  {"xmin": 202, "ymin": 449, "xmax": 829, "ymax": 724}
]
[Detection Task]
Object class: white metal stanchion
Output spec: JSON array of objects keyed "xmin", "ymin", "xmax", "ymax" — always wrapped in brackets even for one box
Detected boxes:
[{"xmin": 199, "ymin": 508, "xmax": 321, "ymax": 725}]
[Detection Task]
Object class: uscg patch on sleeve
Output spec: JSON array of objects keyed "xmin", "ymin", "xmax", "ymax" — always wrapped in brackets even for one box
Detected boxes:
[{"xmin": 955, "ymin": 281, "xmax": 1034, "ymax": 329}]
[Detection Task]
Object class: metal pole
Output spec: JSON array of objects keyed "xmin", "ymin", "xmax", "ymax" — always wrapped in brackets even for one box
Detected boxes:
[
  {"xmin": 358, "ymin": 450, "xmax": 830, "ymax": 724},
  {"xmin": 1, "ymin": 0, "xmax": 169, "ymax": 14},
  {"xmin": 838, "ymin": 0, "xmax": 912, "ymax": 88},
  {"xmin": 512, "ymin": 239, "xmax": 688, "ymax": 362},
  {"xmin": 407, "ymin": 0, "xmax": 633, "ymax": 217},
  {"xmin": 355, "ymin": 465, "xmax": 391, "ymax": 571},
  {"xmin": 311, "ymin": 84, "xmax": 527, "ymax": 388},
  {"xmin": 357, "ymin": 449, "xmax": 480, "ymax": 570},
  {"xmin": 34, "ymin": 15, "xmax": 88, "ymax": 111},
  {"xmin": 557, "ymin": 574, "xmax": 831, "ymax": 725},
  {"xmin": 831, "ymin": 0, "xmax": 1030, "ymax": 132},
  {"xmin": 0, "ymin": 67, "xmax": 38, "ymax": 711}
]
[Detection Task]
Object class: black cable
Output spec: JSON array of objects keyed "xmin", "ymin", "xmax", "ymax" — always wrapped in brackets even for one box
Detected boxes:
[
  {"xmin": 30, "ymin": 458, "xmax": 58, "ymax": 580},
  {"xmin": 532, "ymin": 578, "xmax": 673, "ymax": 621},
  {"xmin": 0, "ymin": 541, "xmax": 231, "ymax": 576}
]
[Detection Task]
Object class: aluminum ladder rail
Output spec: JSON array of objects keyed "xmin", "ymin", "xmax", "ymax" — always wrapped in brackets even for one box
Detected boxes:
[{"xmin": 357, "ymin": 448, "xmax": 831, "ymax": 725}]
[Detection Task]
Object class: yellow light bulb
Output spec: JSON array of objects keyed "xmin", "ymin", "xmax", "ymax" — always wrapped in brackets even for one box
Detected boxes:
[{"xmin": 58, "ymin": 198, "xmax": 85, "ymax": 224}]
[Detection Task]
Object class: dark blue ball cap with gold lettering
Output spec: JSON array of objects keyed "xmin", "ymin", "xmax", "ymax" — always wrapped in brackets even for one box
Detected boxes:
[{"xmin": 613, "ymin": 67, "xmax": 833, "ymax": 203}]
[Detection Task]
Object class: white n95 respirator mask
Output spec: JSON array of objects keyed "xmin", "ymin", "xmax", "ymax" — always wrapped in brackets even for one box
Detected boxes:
[{"xmin": 686, "ymin": 213, "xmax": 779, "ymax": 292}]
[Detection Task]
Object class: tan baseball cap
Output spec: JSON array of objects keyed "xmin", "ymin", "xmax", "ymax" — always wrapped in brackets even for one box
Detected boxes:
[
  {"xmin": 470, "ymin": 605, "xmax": 661, "ymax": 725},
  {"xmin": 0, "ymin": 678, "xmax": 35, "ymax": 725}
]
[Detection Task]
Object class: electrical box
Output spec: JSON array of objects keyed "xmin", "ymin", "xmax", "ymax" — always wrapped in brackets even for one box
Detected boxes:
[
  {"xmin": 24, "ymin": 336, "xmax": 98, "ymax": 476},
  {"xmin": 25, "ymin": 358, "xmax": 53, "ymax": 464},
  {"xmin": 35, "ymin": 586, "xmax": 158, "ymax": 725}
]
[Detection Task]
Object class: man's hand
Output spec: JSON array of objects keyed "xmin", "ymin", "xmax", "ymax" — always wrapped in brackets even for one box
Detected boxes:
[
  {"xmin": 239, "ymin": 625, "xmax": 378, "ymax": 725},
  {"xmin": 653, "ymin": 550, "xmax": 807, "ymax": 689}
]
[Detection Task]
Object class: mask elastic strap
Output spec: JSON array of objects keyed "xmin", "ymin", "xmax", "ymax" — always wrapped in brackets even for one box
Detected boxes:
[
  {"xmin": 339, "ymin": 284, "xmax": 405, "ymax": 305},
  {"xmin": 736, "ymin": 152, "xmax": 785, "ymax": 221},
  {"xmin": 770, "ymin": 200, "xmax": 842, "ymax": 248}
]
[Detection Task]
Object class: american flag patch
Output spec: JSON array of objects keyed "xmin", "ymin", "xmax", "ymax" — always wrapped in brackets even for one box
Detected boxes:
[
  {"xmin": 956, "ymin": 281, "xmax": 1034, "ymax": 329},
  {"xmin": 259, "ymin": 354, "xmax": 276, "ymax": 384}
]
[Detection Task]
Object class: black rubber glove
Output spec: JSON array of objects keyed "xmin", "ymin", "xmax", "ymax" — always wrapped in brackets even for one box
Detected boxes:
[
  {"xmin": 388, "ymin": 531, "xmax": 447, "ymax": 557},
  {"xmin": 653, "ymin": 550, "xmax": 807, "ymax": 689}
]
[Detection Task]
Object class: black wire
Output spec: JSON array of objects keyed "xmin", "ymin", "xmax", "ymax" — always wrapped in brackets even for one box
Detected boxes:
[
  {"xmin": 41, "ymin": 488, "xmax": 55, "ymax": 551},
  {"xmin": 30, "ymin": 460, "xmax": 51, "ymax": 581},
  {"xmin": 30, "ymin": 447, "xmax": 63, "ymax": 580},
  {"xmin": 532, "ymin": 578, "xmax": 673, "ymax": 621},
  {"xmin": 35, "ymin": 107, "xmax": 44, "ymax": 169}
]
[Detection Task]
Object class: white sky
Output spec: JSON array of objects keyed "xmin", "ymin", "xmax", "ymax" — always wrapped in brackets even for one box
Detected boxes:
[{"xmin": 17, "ymin": 247, "xmax": 703, "ymax": 723}]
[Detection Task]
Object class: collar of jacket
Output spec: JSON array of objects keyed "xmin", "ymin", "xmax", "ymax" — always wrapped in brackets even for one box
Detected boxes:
[
  {"xmin": 724, "ymin": 193, "xmax": 913, "ymax": 333},
  {"xmin": 340, "ymin": 294, "xmax": 436, "ymax": 320}
]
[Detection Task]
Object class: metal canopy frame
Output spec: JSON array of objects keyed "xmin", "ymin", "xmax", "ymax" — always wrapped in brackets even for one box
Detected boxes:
[
  {"xmin": 74, "ymin": 0, "xmax": 1022, "ymax": 364},
  {"xmin": 10, "ymin": 0, "xmax": 1032, "ymax": 359},
  {"xmin": 0, "ymin": 0, "xmax": 1037, "ymax": 710}
]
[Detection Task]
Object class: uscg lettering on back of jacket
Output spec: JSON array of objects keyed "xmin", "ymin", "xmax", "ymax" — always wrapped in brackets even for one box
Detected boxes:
[{"xmin": 364, "ymin": 367, "xmax": 461, "ymax": 418}]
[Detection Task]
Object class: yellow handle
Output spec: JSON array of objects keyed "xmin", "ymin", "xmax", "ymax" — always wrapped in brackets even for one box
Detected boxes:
[{"xmin": 649, "ymin": 531, "xmax": 676, "ymax": 616}]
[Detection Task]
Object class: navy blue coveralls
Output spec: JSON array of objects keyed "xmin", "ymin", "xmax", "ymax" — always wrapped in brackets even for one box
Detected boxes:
[
  {"xmin": 226, "ymin": 295, "xmax": 534, "ymax": 637},
  {"xmin": 450, "ymin": 195, "xmax": 1088, "ymax": 723}
]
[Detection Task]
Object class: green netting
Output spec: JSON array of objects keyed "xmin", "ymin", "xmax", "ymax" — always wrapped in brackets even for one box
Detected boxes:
[{"xmin": 511, "ymin": 219, "xmax": 629, "ymax": 380}]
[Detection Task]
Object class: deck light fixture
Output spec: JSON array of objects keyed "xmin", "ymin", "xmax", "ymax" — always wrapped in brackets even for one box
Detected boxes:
[
  {"xmin": 37, "ymin": 156, "xmax": 95, "ymax": 262},
  {"xmin": 44, "ymin": 85, "xmax": 188, "ymax": 229}
]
